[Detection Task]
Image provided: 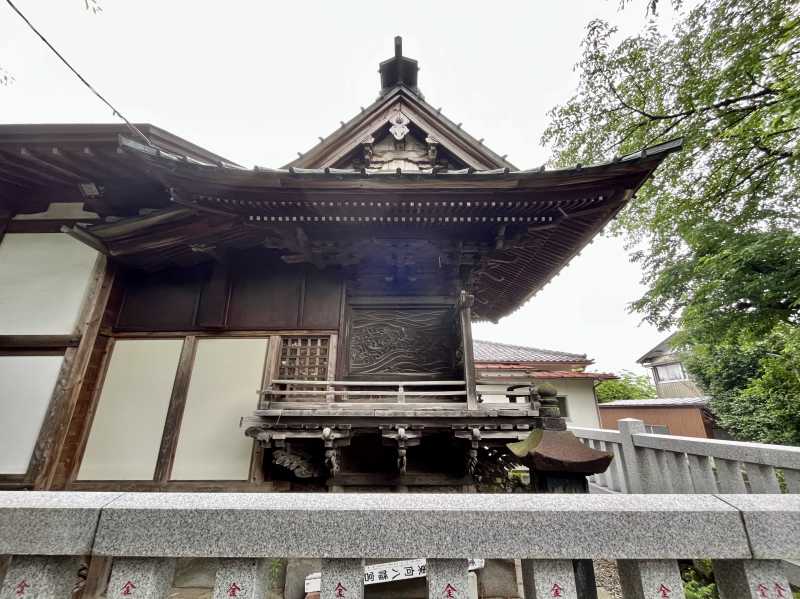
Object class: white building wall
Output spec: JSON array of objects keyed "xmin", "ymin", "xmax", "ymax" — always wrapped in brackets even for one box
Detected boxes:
[
  {"xmin": 0, "ymin": 233, "xmax": 98, "ymax": 335},
  {"xmin": 0, "ymin": 232, "xmax": 98, "ymax": 475},
  {"xmin": 477, "ymin": 376, "xmax": 600, "ymax": 428}
]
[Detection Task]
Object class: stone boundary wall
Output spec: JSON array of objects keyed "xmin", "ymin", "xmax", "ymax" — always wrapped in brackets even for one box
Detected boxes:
[{"xmin": 0, "ymin": 491, "xmax": 798, "ymax": 561}]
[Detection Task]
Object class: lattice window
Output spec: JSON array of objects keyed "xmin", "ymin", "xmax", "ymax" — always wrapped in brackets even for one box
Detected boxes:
[{"xmin": 278, "ymin": 336, "xmax": 330, "ymax": 381}]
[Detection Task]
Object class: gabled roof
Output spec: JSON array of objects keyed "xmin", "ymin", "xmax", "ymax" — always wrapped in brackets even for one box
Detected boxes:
[
  {"xmin": 285, "ymin": 85, "xmax": 517, "ymax": 172},
  {"xmin": 637, "ymin": 332, "xmax": 680, "ymax": 365},
  {"xmin": 473, "ymin": 339, "xmax": 590, "ymax": 364}
]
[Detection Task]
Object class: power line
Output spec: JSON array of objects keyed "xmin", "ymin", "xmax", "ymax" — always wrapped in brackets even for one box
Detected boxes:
[{"xmin": 5, "ymin": 0, "xmax": 154, "ymax": 147}]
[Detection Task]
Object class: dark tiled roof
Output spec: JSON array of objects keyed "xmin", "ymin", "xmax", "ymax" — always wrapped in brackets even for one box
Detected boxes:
[{"xmin": 473, "ymin": 339, "xmax": 589, "ymax": 364}]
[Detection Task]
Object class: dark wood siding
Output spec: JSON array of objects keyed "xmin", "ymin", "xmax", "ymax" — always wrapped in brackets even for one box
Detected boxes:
[{"xmin": 115, "ymin": 252, "xmax": 344, "ymax": 332}]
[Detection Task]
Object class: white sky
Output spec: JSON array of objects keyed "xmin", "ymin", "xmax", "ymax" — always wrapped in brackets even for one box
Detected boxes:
[{"xmin": 1, "ymin": 0, "xmax": 683, "ymax": 374}]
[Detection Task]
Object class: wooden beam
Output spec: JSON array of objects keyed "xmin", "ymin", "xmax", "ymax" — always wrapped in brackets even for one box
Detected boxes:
[
  {"xmin": 196, "ymin": 260, "xmax": 231, "ymax": 329},
  {"xmin": 19, "ymin": 147, "xmax": 85, "ymax": 182},
  {"xmin": 154, "ymin": 335, "xmax": 198, "ymax": 483},
  {"xmin": 0, "ymin": 335, "xmax": 80, "ymax": 351},
  {"xmin": 459, "ymin": 290, "xmax": 478, "ymax": 410},
  {"xmin": 33, "ymin": 258, "xmax": 116, "ymax": 490}
]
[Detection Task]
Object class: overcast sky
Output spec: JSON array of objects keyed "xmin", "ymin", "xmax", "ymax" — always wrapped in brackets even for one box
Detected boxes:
[{"xmin": 1, "ymin": 0, "xmax": 684, "ymax": 374}]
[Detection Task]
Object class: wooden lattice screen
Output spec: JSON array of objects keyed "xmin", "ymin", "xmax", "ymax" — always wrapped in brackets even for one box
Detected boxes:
[{"xmin": 278, "ymin": 336, "xmax": 330, "ymax": 381}]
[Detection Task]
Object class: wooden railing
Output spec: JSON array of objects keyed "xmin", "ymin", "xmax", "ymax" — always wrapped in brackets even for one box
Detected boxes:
[
  {"xmin": 0, "ymin": 491, "xmax": 797, "ymax": 599},
  {"xmin": 259, "ymin": 379, "xmax": 475, "ymax": 409},
  {"xmin": 569, "ymin": 418, "xmax": 800, "ymax": 494}
]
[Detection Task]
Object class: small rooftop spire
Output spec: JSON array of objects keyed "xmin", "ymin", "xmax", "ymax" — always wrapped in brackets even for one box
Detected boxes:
[{"xmin": 379, "ymin": 36, "xmax": 421, "ymax": 96}]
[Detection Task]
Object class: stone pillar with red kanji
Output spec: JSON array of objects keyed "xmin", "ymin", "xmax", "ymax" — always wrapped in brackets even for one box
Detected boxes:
[
  {"xmin": 426, "ymin": 559, "xmax": 469, "ymax": 599},
  {"xmin": 520, "ymin": 559, "xmax": 578, "ymax": 599},
  {"xmin": 617, "ymin": 560, "xmax": 686, "ymax": 599},
  {"xmin": 107, "ymin": 558, "xmax": 175, "ymax": 599},
  {"xmin": 212, "ymin": 559, "xmax": 269, "ymax": 599},
  {"xmin": 320, "ymin": 559, "xmax": 364, "ymax": 599},
  {"xmin": 713, "ymin": 559, "xmax": 793, "ymax": 599},
  {"xmin": 0, "ymin": 556, "xmax": 80, "ymax": 599}
]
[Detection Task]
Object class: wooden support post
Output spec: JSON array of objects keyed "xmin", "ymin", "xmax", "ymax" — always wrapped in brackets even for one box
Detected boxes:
[
  {"xmin": 154, "ymin": 335, "xmax": 198, "ymax": 482},
  {"xmin": 458, "ymin": 290, "xmax": 477, "ymax": 410},
  {"xmin": 33, "ymin": 257, "xmax": 115, "ymax": 490},
  {"xmin": 0, "ymin": 556, "xmax": 81, "ymax": 599}
]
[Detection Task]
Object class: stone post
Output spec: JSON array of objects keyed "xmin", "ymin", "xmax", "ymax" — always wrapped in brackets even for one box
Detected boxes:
[
  {"xmin": 712, "ymin": 559, "xmax": 793, "ymax": 599},
  {"xmin": 617, "ymin": 560, "xmax": 686, "ymax": 599},
  {"xmin": 320, "ymin": 559, "xmax": 363, "ymax": 599},
  {"xmin": 0, "ymin": 556, "xmax": 81, "ymax": 599},
  {"xmin": 617, "ymin": 418, "xmax": 646, "ymax": 493},
  {"xmin": 107, "ymin": 557, "xmax": 175, "ymax": 599},
  {"xmin": 212, "ymin": 559, "xmax": 268, "ymax": 599},
  {"xmin": 426, "ymin": 559, "xmax": 469, "ymax": 599},
  {"xmin": 520, "ymin": 559, "xmax": 577, "ymax": 599}
]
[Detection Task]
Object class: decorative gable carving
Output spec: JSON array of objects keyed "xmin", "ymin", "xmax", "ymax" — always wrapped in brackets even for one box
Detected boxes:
[
  {"xmin": 339, "ymin": 102, "xmax": 467, "ymax": 172},
  {"xmin": 286, "ymin": 88, "xmax": 515, "ymax": 172}
]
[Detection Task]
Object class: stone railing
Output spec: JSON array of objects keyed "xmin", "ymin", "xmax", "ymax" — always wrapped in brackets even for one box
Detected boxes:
[
  {"xmin": 569, "ymin": 418, "xmax": 800, "ymax": 494},
  {"xmin": 1, "ymin": 491, "xmax": 799, "ymax": 599}
]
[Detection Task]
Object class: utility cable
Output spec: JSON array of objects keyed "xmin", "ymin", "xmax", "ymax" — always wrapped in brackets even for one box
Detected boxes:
[{"xmin": 5, "ymin": 0, "xmax": 154, "ymax": 147}]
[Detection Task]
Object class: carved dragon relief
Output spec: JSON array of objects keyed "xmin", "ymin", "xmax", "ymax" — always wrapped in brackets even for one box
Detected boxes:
[{"xmin": 348, "ymin": 307, "xmax": 458, "ymax": 376}]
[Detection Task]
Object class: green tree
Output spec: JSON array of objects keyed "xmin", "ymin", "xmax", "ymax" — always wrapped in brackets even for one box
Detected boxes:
[
  {"xmin": 544, "ymin": 0, "xmax": 800, "ymax": 443},
  {"xmin": 595, "ymin": 370, "xmax": 656, "ymax": 402}
]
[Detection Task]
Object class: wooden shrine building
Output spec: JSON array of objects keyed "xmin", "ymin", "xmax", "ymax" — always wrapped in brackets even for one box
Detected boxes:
[{"xmin": 0, "ymin": 38, "xmax": 679, "ymax": 493}]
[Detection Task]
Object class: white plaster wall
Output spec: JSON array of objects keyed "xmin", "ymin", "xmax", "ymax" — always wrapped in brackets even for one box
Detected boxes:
[
  {"xmin": 171, "ymin": 338, "xmax": 268, "ymax": 480},
  {"xmin": 0, "ymin": 233, "xmax": 98, "ymax": 335},
  {"xmin": 0, "ymin": 355, "xmax": 63, "ymax": 474},
  {"xmin": 553, "ymin": 379, "xmax": 600, "ymax": 428},
  {"xmin": 477, "ymin": 378, "xmax": 600, "ymax": 428},
  {"xmin": 78, "ymin": 339, "xmax": 183, "ymax": 480}
]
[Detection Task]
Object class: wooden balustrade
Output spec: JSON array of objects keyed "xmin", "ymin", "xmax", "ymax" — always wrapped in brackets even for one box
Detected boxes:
[
  {"xmin": 570, "ymin": 418, "xmax": 800, "ymax": 495},
  {"xmin": 258, "ymin": 379, "xmax": 479, "ymax": 410},
  {"xmin": 0, "ymin": 491, "xmax": 798, "ymax": 599}
]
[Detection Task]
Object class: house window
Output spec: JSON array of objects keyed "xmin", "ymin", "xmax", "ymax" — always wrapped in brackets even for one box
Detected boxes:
[
  {"xmin": 278, "ymin": 336, "xmax": 330, "ymax": 381},
  {"xmin": 654, "ymin": 362, "xmax": 686, "ymax": 382},
  {"xmin": 645, "ymin": 424, "xmax": 670, "ymax": 435}
]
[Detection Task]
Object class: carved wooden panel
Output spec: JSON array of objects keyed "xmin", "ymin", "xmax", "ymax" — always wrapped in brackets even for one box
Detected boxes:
[{"xmin": 347, "ymin": 307, "xmax": 457, "ymax": 377}]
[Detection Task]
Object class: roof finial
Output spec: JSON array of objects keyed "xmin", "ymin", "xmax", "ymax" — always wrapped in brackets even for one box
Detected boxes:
[{"xmin": 379, "ymin": 36, "xmax": 421, "ymax": 97}]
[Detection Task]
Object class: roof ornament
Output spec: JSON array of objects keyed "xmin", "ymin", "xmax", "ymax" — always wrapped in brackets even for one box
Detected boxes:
[
  {"xmin": 379, "ymin": 36, "xmax": 421, "ymax": 96},
  {"xmin": 389, "ymin": 110, "xmax": 411, "ymax": 140}
]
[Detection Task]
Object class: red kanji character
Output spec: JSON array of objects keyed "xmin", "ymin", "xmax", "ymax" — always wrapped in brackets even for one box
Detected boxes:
[
  {"xmin": 775, "ymin": 582, "xmax": 789, "ymax": 598},
  {"xmin": 227, "ymin": 582, "xmax": 242, "ymax": 597},
  {"xmin": 15, "ymin": 580, "xmax": 30, "ymax": 596},
  {"xmin": 756, "ymin": 583, "xmax": 769, "ymax": 598},
  {"xmin": 658, "ymin": 583, "xmax": 671, "ymax": 598},
  {"xmin": 334, "ymin": 582, "xmax": 347, "ymax": 598},
  {"xmin": 443, "ymin": 583, "xmax": 458, "ymax": 599},
  {"xmin": 121, "ymin": 581, "xmax": 136, "ymax": 596},
  {"xmin": 550, "ymin": 582, "xmax": 563, "ymax": 597}
]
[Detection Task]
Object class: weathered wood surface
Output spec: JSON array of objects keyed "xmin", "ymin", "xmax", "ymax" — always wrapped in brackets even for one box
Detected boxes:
[{"xmin": 153, "ymin": 336, "xmax": 198, "ymax": 482}]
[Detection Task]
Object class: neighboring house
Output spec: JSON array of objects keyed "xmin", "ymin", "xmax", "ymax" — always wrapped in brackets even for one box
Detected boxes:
[
  {"xmin": 474, "ymin": 339, "xmax": 615, "ymax": 428},
  {"xmin": 638, "ymin": 333, "xmax": 704, "ymax": 398},
  {"xmin": 598, "ymin": 397, "xmax": 714, "ymax": 438}
]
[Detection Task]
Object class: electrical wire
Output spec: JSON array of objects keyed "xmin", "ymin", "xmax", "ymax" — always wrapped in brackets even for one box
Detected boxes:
[{"xmin": 5, "ymin": 0, "xmax": 154, "ymax": 147}]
